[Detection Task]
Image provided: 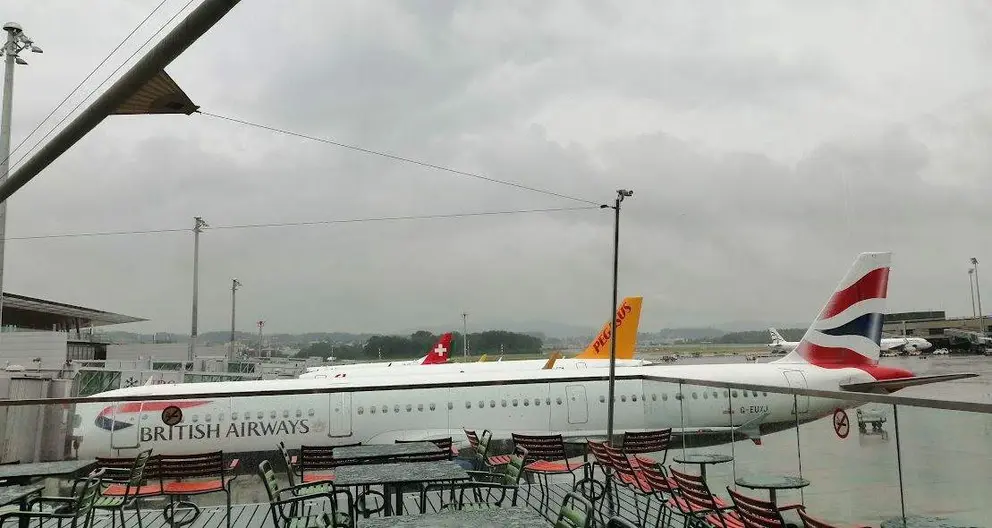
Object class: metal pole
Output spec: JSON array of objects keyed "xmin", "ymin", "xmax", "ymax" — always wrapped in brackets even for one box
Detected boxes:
[
  {"xmin": 462, "ymin": 312, "xmax": 468, "ymax": 358},
  {"xmin": 189, "ymin": 216, "xmax": 206, "ymax": 361},
  {"xmin": 605, "ymin": 189, "xmax": 632, "ymax": 445},
  {"xmin": 973, "ymin": 258, "xmax": 984, "ymax": 335},
  {"xmin": 230, "ymin": 278, "xmax": 240, "ymax": 359},
  {"xmin": 257, "ymin": 320, "xmax": 264, "ymax": 358},
  {"xmin": 0, "ymin": 25, "xmax": 22, "ymax": 336},
  {"xmin": 969, "ymin": 268, "xmax": 977, "ymax": 319},
  {"xmin": 0, "ymin": 0, "xmax": 243, "ymax": 204}
]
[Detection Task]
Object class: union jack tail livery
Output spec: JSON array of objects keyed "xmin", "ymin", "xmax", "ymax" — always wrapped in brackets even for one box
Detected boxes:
[
  {"xmin": 778, "ymin": 252, "xmax": 890, "ymax": 368},
  {"xmin": 421, "ymin": 333, "xmax": 452, "ymax": 365},
  {"xmin": 574, "ymin": 296, "xmax": 643, "ymax": 360}
]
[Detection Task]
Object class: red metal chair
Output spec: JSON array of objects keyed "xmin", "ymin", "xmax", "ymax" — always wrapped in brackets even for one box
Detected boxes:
[
  {"xmin": 797, "ymin": 508, "xmax": 872, "ymax": 528},
  {"xmin": 726, "ymin": 487, "xmax": 789, "ymax": 528},
  {"xmin": 668, "ymin": 467, "xmax": 738, "ymax": 528},
  {"xmin": 621, "ymin": 428, "xmax": 672, "ymax": 466},
  {"xmin": 511, "ymin": 433, "xmax": 585, "ymax": 515},
  {"xmin": 604, "ymin": 444, "xmax": 655, "ymax": 527}
]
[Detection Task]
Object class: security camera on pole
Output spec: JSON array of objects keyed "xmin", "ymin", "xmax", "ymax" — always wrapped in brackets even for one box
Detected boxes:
[
  {"xmin": 0, "ymin": 22, "xmax": 42, "ymax": 335},
  {"xmin": 601, "ymin": 189, "xmax": 633, "ymax": 445}
]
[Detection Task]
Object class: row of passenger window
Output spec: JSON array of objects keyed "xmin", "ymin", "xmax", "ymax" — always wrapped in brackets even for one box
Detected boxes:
[
  {"xmin": 352, "ymin": 390, "xmax": 771, "ymax": 416},
  {"xmin": 135, "ymin": 389, "xmax": 773, "ymax": 422}
]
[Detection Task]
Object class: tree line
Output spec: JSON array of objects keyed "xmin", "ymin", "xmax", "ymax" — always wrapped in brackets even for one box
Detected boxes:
[
  {"xmin": 296, "ymin": 330, "xmax": 543, "ymax": 360},
  {"xmin": 708, "ymin": 328, "xmax": 805, "ymax": 344}
]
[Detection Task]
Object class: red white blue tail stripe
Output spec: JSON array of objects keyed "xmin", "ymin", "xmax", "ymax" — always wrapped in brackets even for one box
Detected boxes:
[{"xmin": 779, "ymin": 252, "xmax": 891, "ymax": 368}]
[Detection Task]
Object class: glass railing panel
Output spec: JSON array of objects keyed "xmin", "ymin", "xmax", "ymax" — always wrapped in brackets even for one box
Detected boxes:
[
  {"xmin": 667, "ymin": 381, "xmax": 739, "ymax": 500},
  {"xmin": 789, "ymin": 393, "xmax": 903, "ymax": 525},
  {"xmin": 895, "ymin": 403, "xmax": 992, "ymax": 525}
]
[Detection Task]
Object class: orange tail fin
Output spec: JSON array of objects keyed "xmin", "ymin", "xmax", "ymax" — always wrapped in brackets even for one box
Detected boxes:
[{"xmin": 574, "ymin": 297, "xmax": 643, "ymax": 360}]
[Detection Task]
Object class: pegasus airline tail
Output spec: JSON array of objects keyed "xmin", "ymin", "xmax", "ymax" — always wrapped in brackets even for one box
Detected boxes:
[{"xmin": 574, "ymin": 296, "xmax": 642, "ymax": 360}]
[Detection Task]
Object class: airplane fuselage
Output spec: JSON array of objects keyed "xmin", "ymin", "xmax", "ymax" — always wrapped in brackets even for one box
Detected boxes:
[
  {"xmin": 298, "ymin": 358, "xmax": 651, "ymax": 379},
  {"xmin": 73, "ymin": 361, "xmax": 881, "ymax": 458}
]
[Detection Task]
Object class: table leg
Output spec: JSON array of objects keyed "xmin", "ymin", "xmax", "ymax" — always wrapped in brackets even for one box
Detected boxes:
[
  {"xmin": 393, "ymin": 485, "xmax": 403, "ymax": 516},
  {"xmin": 699, "ymin": 464, "xmax": 707, "ymax": 481},
  {"xmin": 769, "ymin": 489, "xmax": 777, "ymax": 507}
]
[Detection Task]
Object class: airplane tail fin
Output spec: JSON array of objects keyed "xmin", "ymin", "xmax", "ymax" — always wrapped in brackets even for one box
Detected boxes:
[
  {"xmin": 776, "ymin": 253, "xmax": 891, "ymax": 367},
  {"xmin": 421, "ymin": 333, "xmax": 453, "ymax": 365},
  {"xmin": 574, "ymin": 296, "xmax": 643, "ymax": 360},
  {"xmin": 542, "ymin": 352, "xmax": 563, "ymax": 369},
  {"xmin": 769, "ymin": 328, "xmax": 785, "ymax": 344},
  {"xmin": 478, "ymin": 354, "xmax": 488, "ymax": 362}
]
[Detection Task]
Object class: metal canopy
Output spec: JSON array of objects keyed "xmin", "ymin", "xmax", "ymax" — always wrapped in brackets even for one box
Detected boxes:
[
  {"xmin": 113, "ymin": 69, "xmax": 199, "ymax": 115},
  {"xmin": 1, "ymin": 292, "xmax": 145, "ymax": 329}
]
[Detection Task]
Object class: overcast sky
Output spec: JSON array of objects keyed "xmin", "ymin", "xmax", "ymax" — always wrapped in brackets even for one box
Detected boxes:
[{"xmin": 2, "ymin": 0, "xmax": 991, "ymax": 335}]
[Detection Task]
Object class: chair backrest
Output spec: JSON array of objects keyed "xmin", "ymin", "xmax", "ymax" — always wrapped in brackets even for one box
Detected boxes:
[
  {"xmin": 502, "ymin": 446, "xmax": 528, "ymax": 486},
  {"xmin": 587, "ymin": 441, "xmax": 613, "ymax": 472},
  {"xmin": 727, "ymin": 487, "xmax": 788, "ymax": 528},
  {"xmin": 395, "ymin": 437, "xmax": 453, "ymax": 459},
  {"xmin": 122, "ymin": 449, "xmax": 154, "ymax": 496},
  {"xmin": 555, "ymin": 491, "xmax": 592, "ymax": 528},
  {"xmin": 512, "ymin": 433, "xmax": 567, "ymax": 462},
  {"xmin": 464, "ymin": 429, "xmax": 479, "ymax": 450},
  {"xmin": 604, "ymin": 445, "xmax": 637, "ymax": 478},
  {"xmin": 638, "ymin": 460, "xmax": 674, "ymax": 493},
  {"xmin": 95, "ymin": 451, "xmax": 159, "ymax": 483},
  {"xmin": 797, "ymin": 509, "xmax": 840, "ymax": 528},
  {"xmin": 621, "ymin": 429, "xmax": 672, "ymax": 463},
  {"xmin": 669, "ymin": 467, "xmax": 726, "ymax": 520},
  {"xmin": 477, "ymin": 429, "xmax": 494, "ymax": 458},
  {"xmin": 72, "ymin": 468, "xmax": 106, "ymax": 528},
  {"xmin": 276, "ymin": 442, "xmax": 298, "ymax": 487},
  {"xmin": 258, "ymin": 460, "xmax": 286, "ymax": 526},
  {"xmin": 157, "ymin": 451, "xmax": 225, "ymax": 480}
]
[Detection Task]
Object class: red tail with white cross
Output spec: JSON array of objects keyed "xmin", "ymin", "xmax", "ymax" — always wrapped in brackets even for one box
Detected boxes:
[{"xmin": 421, "ymin": 333, "xmax": 452, "ymax": 364}]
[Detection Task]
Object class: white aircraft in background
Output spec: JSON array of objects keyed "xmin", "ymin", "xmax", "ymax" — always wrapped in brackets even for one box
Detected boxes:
[
  {"xmin": 298, "ymin": 297, "xmax": 649, "ymax": 380},
  {"xmin": 768, "ymin": 327, "xmax": 933, "ymax": 355},
  {"xmin": 302, "ymin": 332, "xmax": 454, "ymax": 376},
  {"xmin": 73, "ymin": 253, "xmax": 975, "ymax": 457}
]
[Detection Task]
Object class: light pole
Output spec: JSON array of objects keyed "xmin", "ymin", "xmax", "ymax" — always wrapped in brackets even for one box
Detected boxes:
[
  {"xmin": 257, "ymin": 320, "xmax": 265, "ymax": 358},
  {"xmin": 602, "ymin": 189, "xmax": 633, "ymax": 445},
  {"xmin": 0, "ymin": 22, "xmax": 42, "ymax": 335},
  {"xmin": 973, "ymin": 258, "xmax": 984, "ymax": 335},
  {"xmin": 969, "ymin": 268, "xmax": 977, "ymax": 320},
  {"xmin": 461, "ymin": 312, "xmax": 468, "ymax": 358},
  {"xmin": 188, "ymin": 216, "xmax": 208, "ymax": 361},
  {"xmin": 230, "ymin": 278, "xmax": 241, "ymax": 360}
]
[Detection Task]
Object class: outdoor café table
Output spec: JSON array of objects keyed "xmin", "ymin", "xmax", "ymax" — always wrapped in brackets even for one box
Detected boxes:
[
  {"xmin": 358, "ymin": 506, "xmax": 545, "ymax": 527},
  {"xmin": 0, "ymin": 460, "xmax": 98, "ymax": 485},
  {"xmin": 334, "ymin": 442, "xmax": 440, "ymax": 463},
  {"xmin": 672, "ymin": 453, "xmax": 733, "ymax": 480},
  {"xmin": 0, "ymin": 484, "xmax": 46, "ymax": 528},
  {"xmin": 734, "ymin": 475, "xmax": 810, "ymax": 506},
  {"xmin": 332, "ymin": 460, "xmax": 469, "ymax": 516}
]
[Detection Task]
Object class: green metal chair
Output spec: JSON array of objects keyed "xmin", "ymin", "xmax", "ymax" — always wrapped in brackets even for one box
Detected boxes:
[
  {"xmin": 259, "ymin": 460, "xmax": 354, "ymax": 528},
  {"xmin": 554, "ymin": 491, "xmax": 593, "ymax": 528},
  {"xmin": 0, "ymin": 468, "xmax": 105, "ymax": 528}
]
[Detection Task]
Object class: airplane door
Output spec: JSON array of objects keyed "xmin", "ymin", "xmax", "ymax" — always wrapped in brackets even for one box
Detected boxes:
[
  {"xmin": 110, "ymin": 402, "xmax": 141, "ymax": 449},
  {"xmin": 327, "ymin": 393, "xmax": 352, "ymax": 437},
  {"xmin": 565, "ymin": 385, "xmax": 588, "ymax": 424},
  {"xmin": 782, "ymin": 371, "xmax": 810, "ymax": 415}
]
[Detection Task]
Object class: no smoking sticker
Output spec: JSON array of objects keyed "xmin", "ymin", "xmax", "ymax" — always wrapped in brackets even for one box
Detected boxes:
[
  {"xmin": 833, "ymin": 408, "xmax": 850, "ymax": 439},
  {"xmin": 162, "ymin": 405, "xmax": 183, "ymax": 426}
]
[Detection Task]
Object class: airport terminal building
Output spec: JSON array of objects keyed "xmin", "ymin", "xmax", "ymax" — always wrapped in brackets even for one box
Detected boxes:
[{"xmin": 883, "ymin": 310, "xmax": 990, "ymax": 349}]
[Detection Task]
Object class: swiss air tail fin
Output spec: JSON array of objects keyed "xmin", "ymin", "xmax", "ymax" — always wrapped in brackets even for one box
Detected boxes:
[
  {"xmin": 421, "ymin": 333, "xmax": 453, "ymax": 365},
  {"xmin": 769, "ymin": 328, "xmax": 785, "ymax": 344},
  {"xmin": 574, "ymin": 296, "xmax": 643, "ymax": 360},
  {"xmin": 776, "ymin": 253, "xmax": 891, "ymax": 367}
]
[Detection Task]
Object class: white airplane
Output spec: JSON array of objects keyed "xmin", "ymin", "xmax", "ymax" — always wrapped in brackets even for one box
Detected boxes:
[
  {"xmin": 301, "ymin": 333, "xmax": 454, "ymax": 376},
  {"xmin": 73, "ymin": 253, "xmax": 975, "ymax": 457},
  {"xmin": 298, "ymin": 297, "xmax": 649, "ymax": 380},
  {"xmin": 768, "ymin": 327, "xmax": 933, "ymax": 355}
]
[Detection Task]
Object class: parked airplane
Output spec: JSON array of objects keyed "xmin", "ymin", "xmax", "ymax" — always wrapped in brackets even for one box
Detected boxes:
[
  {"xmin": 298, "ymin": 297, "xmax": 648, "ymax": 380},
  {"xmin": 73, "ymin": 253, "xmax": 975, "ymax": 457},
  {"xmin": 302, "ymin": 333, "xmax": 452, "ymax": 375},
  {"xmin": 768, "ymin": 327, "xmax": 933, "ymax": 355}
]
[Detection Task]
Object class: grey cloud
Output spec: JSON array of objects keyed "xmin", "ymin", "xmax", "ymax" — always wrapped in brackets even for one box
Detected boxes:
[{"xmin": 0, "ymin": 1, "xmax": 990, "ymax": 335}]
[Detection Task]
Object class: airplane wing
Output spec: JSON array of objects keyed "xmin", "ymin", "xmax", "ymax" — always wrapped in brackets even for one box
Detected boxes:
[{"xmin": 840, "ymin": 373, "xmax": 978, "ymax": 393}]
